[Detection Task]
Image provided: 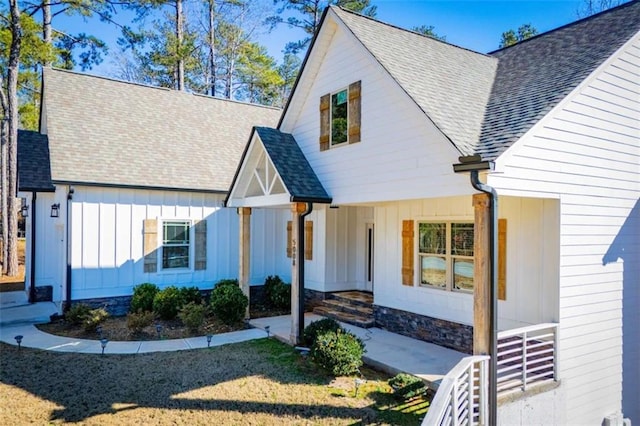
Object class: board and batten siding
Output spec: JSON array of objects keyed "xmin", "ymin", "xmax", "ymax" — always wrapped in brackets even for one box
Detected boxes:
[
  {"xmin": 490, "ymin": 34, "xmax": 640, "ymax": 425},
  {"xmin": 65, "ymin": 186, "xmax": 289, "ymax": 301},
  {"xmin": 372, "ymin": 195, "xmax": 559, "ymax": 329},
  {"xmin": 279, "ymin": 18, "xmax": 474, "ymax": 205}
]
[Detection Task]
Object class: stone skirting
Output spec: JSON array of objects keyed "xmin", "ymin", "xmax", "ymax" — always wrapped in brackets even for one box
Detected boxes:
[
  {"xmin": 33, "ymin": 285, "xmax": 53, "ymax": 302},
  {"xmin": 373, "ymin": 305, "xmax": 473, "ymax": 354},
  {"xmin": 304, "ymin": 288, "xmax": 327, "ymax": 311}
]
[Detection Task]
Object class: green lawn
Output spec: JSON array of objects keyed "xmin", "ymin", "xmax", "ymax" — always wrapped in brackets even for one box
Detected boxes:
[{"xmin": 0, "ymin": 339, "xmax": 430, "ymax": 425}]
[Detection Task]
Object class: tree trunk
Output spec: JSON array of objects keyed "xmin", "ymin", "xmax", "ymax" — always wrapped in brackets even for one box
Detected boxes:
[
  {"xmin": 176, "ymin": 0, "xmax": 185, "ymax": 91},
  {"xmin": 208, "ymin": 0, "xmax": 216, "ymax": 97},
  {"xmin": 5, "ymin": 0, "xmax": 22, "ymax": 276},
  {"xmin": 1, "ymin": 118, "xmax": 8, "ymax": 275},
  {"xmin": 42, "ymin": 1, "xmax": 52, "ymax": 67}
]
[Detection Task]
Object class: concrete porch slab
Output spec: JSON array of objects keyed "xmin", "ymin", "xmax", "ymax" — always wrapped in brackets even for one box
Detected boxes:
[
  {"xmin": 249, "ymin": 313, "xmax": 466, "ymax": 389},
  {"xmin": 0, "ymin": 301, "xmax": 60, "ymax": 326}
]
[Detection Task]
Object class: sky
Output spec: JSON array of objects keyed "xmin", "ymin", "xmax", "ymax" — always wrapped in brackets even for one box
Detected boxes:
[{"xmin": 54, "ymin": 0, "xmax": 599, "ymax": 78}]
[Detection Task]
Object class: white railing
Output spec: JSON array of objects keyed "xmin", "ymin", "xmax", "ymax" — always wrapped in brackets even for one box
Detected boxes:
[
  {"xmin": 497, "ymin": 323, "xmax": 558, "ymax": 395},
  {"xmin": 422, "ymin": 355, "xmax": 489, "ymax": 426}
]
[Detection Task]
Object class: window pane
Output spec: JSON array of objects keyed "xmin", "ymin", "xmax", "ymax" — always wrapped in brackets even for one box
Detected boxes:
[
  {"xmin": 420, "ymin": 255, "xmax": 446, "ymax": 288},
  {"xmin": 419, "ymin": 223, "xmax": 446, "ymax": 254},
  {"xmin": 451, "ymin": 223, "xmax": 474, "ymax": 256},
  {"xmin": 453, "ymin": 259, "xmax": 474, "ymax": 292},
  {"xmin": 163, "ymin": 245, "xmax": 189, "ymax": 269},
  {"xmin": 331, "ymin": 90, "xmax": 348, "ymax": 145},
  {"xmin": 163, "ymin": 221, "xmax": 190, "ymax": 245}
]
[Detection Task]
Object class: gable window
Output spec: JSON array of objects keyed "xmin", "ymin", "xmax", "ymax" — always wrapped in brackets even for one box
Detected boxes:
[
  {"xmin": 418, "ymin": 222, "xmax": 474, "ymax": 292},
  {"xmin": 331, "ymin": 89, "xmax": 348, "ymax": 145},
  {"xmin": 319, "ymin": 81, "xmax": 361, "ymax": 151},
  {"xmin": 162, "ymin": 220, "xmax": 191, "ymax": 269}
]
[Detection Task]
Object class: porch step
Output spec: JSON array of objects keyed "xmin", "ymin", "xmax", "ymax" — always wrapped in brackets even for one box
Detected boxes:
[{"xmin": 313, "ymin": 291, "xmax": 375, "ymax": 329}]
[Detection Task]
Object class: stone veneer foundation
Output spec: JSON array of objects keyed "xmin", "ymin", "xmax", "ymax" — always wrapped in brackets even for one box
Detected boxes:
[{"xmin": 374, "ymin": 305, "xmax": 473, "ymax": 354}]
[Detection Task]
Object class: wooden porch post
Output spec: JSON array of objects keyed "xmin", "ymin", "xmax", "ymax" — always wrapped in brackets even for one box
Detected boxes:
[
  {"xmin": 290, "ymin": 202, "xmax": 306, "ymax": 344},
  {"xmin": 238, "ymin": 207, "xmax": 251, "ymax": 320},
  {"xmin": 473, "ymin": 193, "xmax": 491, "ymax": 355}
]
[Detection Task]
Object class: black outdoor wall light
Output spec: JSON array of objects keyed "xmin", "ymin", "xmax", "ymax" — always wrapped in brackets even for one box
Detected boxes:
[{"xmin": 50, "ymin": 203, "xmax": 60, "ymax": 218}]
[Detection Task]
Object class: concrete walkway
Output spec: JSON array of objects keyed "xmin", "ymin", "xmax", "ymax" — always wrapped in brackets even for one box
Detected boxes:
[
  {"xmin": 0, "ymin": 301, "xmax": 465, "ymax": 389},
  {"xmin": 250, "ymin": 313, "xmax": 466, "ymax": 389}
]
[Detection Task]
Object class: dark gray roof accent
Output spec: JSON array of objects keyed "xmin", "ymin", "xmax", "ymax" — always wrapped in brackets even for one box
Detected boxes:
[
  {"xmin": 255, "ymin": 127, "xmax": 331, "ymax": 203},
  {"xmin": 18, "ymin": 130, "xmax": 55, "ymax": 192},
  {"xmin": 332, "ymin": 7, "xmax": 497, "ymax": 156},
  {"xmin": 479, "ymin": 0, "xmax": 640, "ymax": 160},
  {"xmin": 42, "ymin": 68, "xmax": 281, "ymax": 192}
]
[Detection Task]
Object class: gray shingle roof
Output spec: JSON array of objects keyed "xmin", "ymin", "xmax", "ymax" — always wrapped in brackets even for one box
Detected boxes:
[
  {"xmin": 18, "ymin": 130, "xmax": 54, "ymax": 192},
  {"xmin": 43, "ymin": 68, "xmax": 281, "ymax": 192},
  {"xmin": 255, "ymin": 127, "xmax": 331, "ymax": 203},
  {"xmin": 480, "ymin": 0, "xmax": 640, "ymax": 160},
  {"xmin": 331, "ymin": 1, "xmax": 640, "ymax": 161},
  {"xmin": 332, "ymin": 6, "xmax": 498, "ymax": 155}
]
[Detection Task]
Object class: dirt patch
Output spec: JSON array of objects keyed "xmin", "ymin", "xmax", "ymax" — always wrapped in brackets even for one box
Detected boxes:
[{"xmin": 0, "ymin": 239, "xmax": 25, "ymax": 286}]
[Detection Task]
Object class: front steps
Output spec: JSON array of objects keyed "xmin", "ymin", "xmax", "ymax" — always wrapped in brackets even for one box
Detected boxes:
[{"xmin": 313, "ymin": 291, "xmax": 375, "ymax": 328}]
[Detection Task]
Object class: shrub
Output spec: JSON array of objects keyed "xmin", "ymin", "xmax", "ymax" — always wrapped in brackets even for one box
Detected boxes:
[
  {"xmin": 178, "ymin": 302, "xmax": 206, "ymax": 332},
  {"xmin": 264, "ymin": 275, "xmax": 290, "ymax": 309},
  {"xmin": 65, "ymin": 303, "xmax": 92, "ymax": 325},
  {"xmin": 303, "ymin": 318, "xmax": 341, "ymax": 346},
  {"xmin": 179, "ymin": 286, "xmax": 202, "ymax": 305},
  {"xmin": 127, "ymin": 311, "xmax": 155, "ymax": 333},
  {"xmin": 131, "ymin": 283, "xmax": 159, "ymax": 313},
  {"xmin": 83, "ymin": 308, "xmax": 110, "ymax": 332},
  {"xmin": 310, "ymin": 329, "xmax": 365, "ymax": 376},
  {"xmin": 153, "ymin": 286, "xmax": 184, "ymax": 320},
  {"xmin": 216, "ymin": 278, "xmax": 239, "ymax": 288},
  {"xmin": 210, "ymin": 281, "xmax": 248, "ymax": 325},
  {"xmin": 388, "ymin": 373, "xmax": 427, "ymax": 399}
]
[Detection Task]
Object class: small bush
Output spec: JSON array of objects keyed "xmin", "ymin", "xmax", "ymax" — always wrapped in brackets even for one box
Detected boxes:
[
  {"xmin": 264, "ymin": 275, "xmax": 290, "ymax": 309},
  {"xmin": 153, "ymin": 286, "xmax": 184, "ymax": 320},
  {"xmin": 131, "ymin": 283, "xmax": 159, "ymax": 313},
  {"xmin": 179, "ymin": 286, "xmax": 202, "ymax": 305},
  {"xmin": 178, "ymin": 302, "xmax": 206, "ymax": 332},
  {"xmin": 83, "ymin": 308, "xmax": 109, "ymax": 332},
  {"xmin": 210, "ymin": 281, "xmax": 248, "ymax": 325},
  {"xmin": 216, "ymin": 278, "xmax": 239, "ymax": 288},
  {"xmin": 127, "ymin": 311, "xmax": 155, "ymax": 333},
  {"xmin": 310, "ymin": 329, "xmax": 365, "ymax": 376},
  {"xmin": 388, "ymin": 373, "xmax": 427, "ymax": 399},
  {"xmin": 303, "ymin": 318, "xmax": 341, "ymax": 346},
  {"xmin": 65, "ymin": 303, "xmax": 92, "ymax": 325}
]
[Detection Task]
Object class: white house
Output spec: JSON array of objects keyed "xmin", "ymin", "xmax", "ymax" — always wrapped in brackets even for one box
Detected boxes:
[
  {"xmin": 226, "ymin": 3, "xmax": 639, "ymax": 425},
  {"xmin": 18, "ymin": 68, "xmax": 290, "ymax": 315}
]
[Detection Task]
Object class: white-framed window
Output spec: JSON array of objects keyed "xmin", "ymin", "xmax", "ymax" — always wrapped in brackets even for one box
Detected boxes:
[
  {"xmin": 418, "ymin": 222, "xmax": 474, "ymax": 292},
  {"xmin": 162, "ymin": 220, "xmax": 191, "ymax": 270},
  {"xmin": 331, "ymin": 88, "xmax": 349, "ymax": 146}
]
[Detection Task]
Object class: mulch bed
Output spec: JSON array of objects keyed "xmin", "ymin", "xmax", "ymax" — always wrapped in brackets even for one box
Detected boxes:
[{"xmin": 37, "ymin": 303, "xmax": 292, "ymax": 342}]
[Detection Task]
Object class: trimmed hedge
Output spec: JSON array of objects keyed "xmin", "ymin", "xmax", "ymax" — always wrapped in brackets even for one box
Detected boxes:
[
  {"xmin": 130, "ymin": 283, "xmax": 159, "ymax": 313},
  {"xmin": 210, "ymin": 280, "xmax": 248, "ymax": 324},
  {"xmin": 153, "ymin": 286, "xmax": 184, "ymax": 320}
]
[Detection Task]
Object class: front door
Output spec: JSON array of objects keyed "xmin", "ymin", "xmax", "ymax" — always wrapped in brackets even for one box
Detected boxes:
[{"xmin": 365, "ymin": 223, "xmax": 374, "ymax": 292}]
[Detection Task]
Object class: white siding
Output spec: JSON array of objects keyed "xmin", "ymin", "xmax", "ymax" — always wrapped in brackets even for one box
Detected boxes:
[
  {"xmin": 490, "ymin": 35, "xmax": 640, "ymax": 424},
  {"xmin": 372, "ymin": 195, "xmax": 559, "ymax": 328},
  {"xmin": 280, "ymin": 18, "xmax": 474, "ymax": 205},
  {"xmin": 34, "ymin": 186, "xmax": 291, "ymax": 301}
]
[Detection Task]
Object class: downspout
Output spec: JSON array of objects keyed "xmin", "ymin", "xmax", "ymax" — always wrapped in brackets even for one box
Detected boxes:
[
  {"xmin": 29, "ymin": 192, "xmax": 36, "ymax": 303},
  {"xmin": 64, "ymin": 187, "xmax": 73, "ymax": 312},
  {"xmin": 297, "ymin": 202, "xmax": 313, "ymax": 340},
  {"xmin": 470, "ymin": 170, "xmax": 498, "ymax": 426}
]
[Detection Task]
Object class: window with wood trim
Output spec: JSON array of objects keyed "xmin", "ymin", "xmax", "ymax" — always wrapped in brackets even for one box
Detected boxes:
[
  {"xmin": 417, "ymin": 222, "xmax": 474, "ymax": 292},
  {"xmin": 286, "ymin": 220, "xmax": 313, "ymax": 260},
  {"xmin": 319, "ymin": 81, "xmax": 361, "ymax": 151}
]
